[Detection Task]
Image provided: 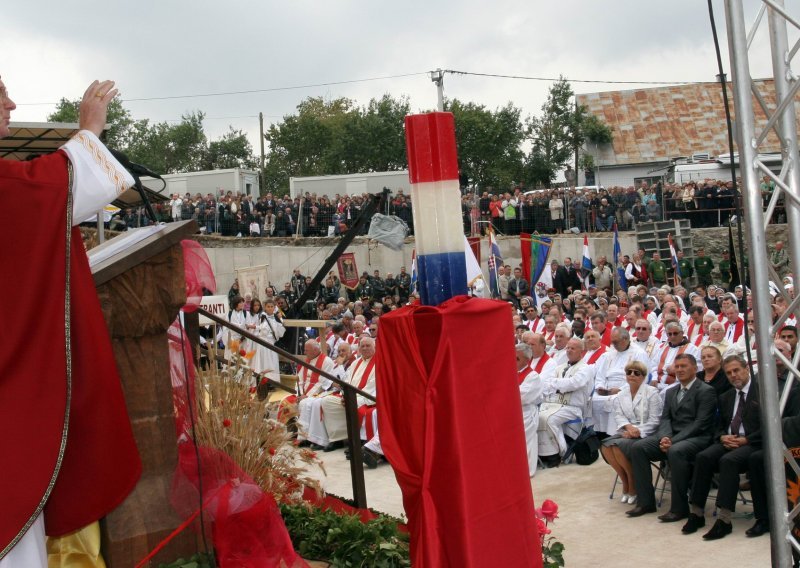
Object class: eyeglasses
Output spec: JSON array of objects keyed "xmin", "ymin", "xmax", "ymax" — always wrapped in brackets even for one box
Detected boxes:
[
  {"xmin": 666, "ymin": 331, "xmax": 682, "ymax": 336},
  {"xmin": 625, "ymin": 369, "xmax": 645, "ymax": 377}
]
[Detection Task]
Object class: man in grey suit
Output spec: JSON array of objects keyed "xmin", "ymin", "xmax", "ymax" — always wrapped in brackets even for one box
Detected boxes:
[{"xmin": 626, "ymin": 353, "xmax": 717, "ymax": 520}]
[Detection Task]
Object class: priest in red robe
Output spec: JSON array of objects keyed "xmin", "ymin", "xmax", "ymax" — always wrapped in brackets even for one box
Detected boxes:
[{"xmin": 0, "ymin": 77, "xmax": 141, "ymax": 566}]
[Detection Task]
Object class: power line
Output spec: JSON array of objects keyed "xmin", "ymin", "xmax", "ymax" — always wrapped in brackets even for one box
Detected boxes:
[
  {"xmin": 14, "ymin": 72, "xmax": 430, "ymax": 106},
  {"xmin": 444, "ymin": 69, "xmax": 698, "ymax": 86}
]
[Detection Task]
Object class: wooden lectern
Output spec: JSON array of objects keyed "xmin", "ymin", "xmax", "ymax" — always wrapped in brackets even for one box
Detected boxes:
[{"xmin": 89, "ymin": 221, "xmax": 199, "ymax": 566}]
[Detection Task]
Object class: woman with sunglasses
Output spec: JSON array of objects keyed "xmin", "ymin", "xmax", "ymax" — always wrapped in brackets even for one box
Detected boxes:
[{"xmin": 601, "ymin": 360, "xmax": 663, "ymax": 505}]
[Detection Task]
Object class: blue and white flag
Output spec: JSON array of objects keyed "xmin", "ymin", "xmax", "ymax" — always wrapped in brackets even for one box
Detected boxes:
[
  {"xmin": 410, "ymin": 249, "xmax": 418, "ymax": 295},
  {"xmin": 613, "ymin": 223, "xmax": 627, "ymax": 291},
  {"xmin": 668, "ymin": 233, "xmax": 681, "ymax": 285},
  {"xmin": 487, "ymin": 228, "xmax": 503, "ymax": 298},
  {"xmin": 581, "ymin": 234, "xmax": 592, "ymax": 289}
]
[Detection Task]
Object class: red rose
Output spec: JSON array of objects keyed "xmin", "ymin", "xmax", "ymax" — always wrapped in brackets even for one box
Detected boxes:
[
  {"xmin": 537, "ymin": 499, "xmax": 559, "ymax": 523},
  {"xmin": 222, "ymin": 418, "xmax": 232, "ymax": 428},
  {"xmin": 269, "ymin": 447, "xmax": 276, "ymax": 456},
  {"xmin": 240, "ymin": 349, "xmax": 246, "ymax": 356},
  {"xmin": 535, "ymin": 517, "xmax": 551, "ymax": 535},
  {"xmin": 260, "ymin": 378, "xmax": 268, "ymax": 385},
  {"xmin": 249, "ymin": 387, "xmax": 257, "ymax": 394}
]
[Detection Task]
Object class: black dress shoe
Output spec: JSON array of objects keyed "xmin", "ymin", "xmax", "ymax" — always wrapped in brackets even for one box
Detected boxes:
[
  {"xmin": 746, "ymin": 519, "xmax": 770, "ymax": 537},
  {"xmin": 322, "ymin": 441, "xmax": 345, "ymax": 452},
  {"xmin": 309, "ymin": 443, "xmax": 325, "ymax": 451},
  {"xmin": 702, "ymin": 519, "xmax": 733, "ymax": 540},
  {"xmin": 296, "ymin": 440, "xmax": 312, "ymax": 448},
  {"xmin": 681, "ymin": 513, "xmax": 706, "ymax": 534},
  {"xmin": 362, "ymin": 448, "xmax": 385, "ymax": 469},
  {"xmin": 626, "ymin": 505, "xmax": 657, "ymax": 517},
  {"xmin": 658, "ymin": 511, "xmax": 688, "ymax": 523}
]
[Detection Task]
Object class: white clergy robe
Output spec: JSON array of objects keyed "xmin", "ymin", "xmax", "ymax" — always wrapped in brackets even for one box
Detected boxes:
[{"xmin": 321, "ymin": 356, "xmax": 377, "ymax": 442}]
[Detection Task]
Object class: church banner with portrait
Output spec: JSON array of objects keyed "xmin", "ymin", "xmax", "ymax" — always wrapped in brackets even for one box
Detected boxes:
[
  {"xmin": 337, "ymin": 253, "xmax": 360, "ymax": 290},
  {"xmin": 235, "ymin": 264, "xmax": 270, "ymax": 300}
]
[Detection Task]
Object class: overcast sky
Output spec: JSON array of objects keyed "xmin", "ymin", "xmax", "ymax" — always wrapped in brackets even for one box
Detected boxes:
[{"xmin": 5, "ymin": 0, "xmax": 798, "ymax": 162}]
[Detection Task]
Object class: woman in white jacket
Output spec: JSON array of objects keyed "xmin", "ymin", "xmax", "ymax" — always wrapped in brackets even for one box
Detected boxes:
[{"xmin": 601, "ymin": 360, "xmax": 663, "ymax": 505}]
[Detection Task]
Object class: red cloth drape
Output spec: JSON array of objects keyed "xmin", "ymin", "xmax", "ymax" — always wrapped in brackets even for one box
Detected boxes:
[
  {"xmin": 0, "ymin": 152, "xmax": 141, "ymax": 549},
  {"xmin": 376, "ymin": 295, "xmax": 541, "ymax": 567}
]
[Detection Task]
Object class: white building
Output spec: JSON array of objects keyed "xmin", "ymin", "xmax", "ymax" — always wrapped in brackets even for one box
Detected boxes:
[
  {"xmin": 289, "ymin": 170, "xmax": 409, "ymax": 199},
  {"xmin": 143, "ymin": 168, "xmax": 260, "ymax": 197}
]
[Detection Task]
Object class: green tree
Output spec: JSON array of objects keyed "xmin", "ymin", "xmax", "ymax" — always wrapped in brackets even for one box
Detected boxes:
[
  {"xmin": 525, "ymin": 77, "xmax": 580, "ymax": 188},
  {"xmin": 205, "ymin": 127, "xmax": 257, "ymax": 170},
  {"xmin": 448, "ymin": 99, "xmax": 525, "ymax": 190}
]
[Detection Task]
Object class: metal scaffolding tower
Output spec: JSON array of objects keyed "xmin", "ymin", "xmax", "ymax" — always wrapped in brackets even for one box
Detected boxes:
[{"xmin": 724, "ymin": 1, "xmax": 800, "ymax": 565}]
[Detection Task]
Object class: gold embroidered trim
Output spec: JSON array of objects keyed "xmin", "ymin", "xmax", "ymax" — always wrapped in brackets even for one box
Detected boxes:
[
  {"xmin": 0, "ymin": 164, "xmax": 74, "ymax": 560},
  {"xmin": 74, "ymin": 131, "xmax": 127, "ymax": 196}
]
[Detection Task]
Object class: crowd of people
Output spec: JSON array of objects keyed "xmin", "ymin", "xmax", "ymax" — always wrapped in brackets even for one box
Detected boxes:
[
  {"xmin": 507, "ymin": 239, "xmax": 796, "ymax": 543},
  {"xmin": 217, "ymin": 237, "xmax": 796, "ymax": 544}
]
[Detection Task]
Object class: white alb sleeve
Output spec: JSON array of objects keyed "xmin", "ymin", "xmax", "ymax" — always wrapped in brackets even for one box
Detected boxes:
[{"xmin": 61, "ymin": 130, "xmax": 134, "ymax": 225}]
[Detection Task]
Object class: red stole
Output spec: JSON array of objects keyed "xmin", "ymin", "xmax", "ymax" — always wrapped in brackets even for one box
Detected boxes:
[
  {"xmin": 517, "ymin": 364, "xmax": 533, "ymax": 385},
  {"xmin": 299, "ymin": 353, "xmax": 327, "ymax": 394},
  {"xmin": 352, "ymin": 356, "xmax": 378, "ymax": 439},
  {"xmin": 657, "ymin": 343, "xmax": 689, "ymax": 384},
  {"xmin": 545, "ymin": 329, "xmax": 555, "ymax": 342},
  {"xmin": 725, "ymin": 318, "xmax": 744, "ymax": 342},
  {"xmin": 533, "ymin": 353, "xmax": 551, "ymax": 374},
  {"xmin": 687, "ymin": 321, "xmax": 704, "ymax": 346},
  {"xmin": 587, "ymin": 346, "xmax": 607, "ymax": 364},
  {"xmin": 600, "ymin": 324, "xmax": 613, "ymax": 347}
]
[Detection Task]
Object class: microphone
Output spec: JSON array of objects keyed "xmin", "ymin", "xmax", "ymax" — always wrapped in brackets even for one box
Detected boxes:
[{"xmin": 109, "ymin": 149, "xmax": 162, "ymax": 179}]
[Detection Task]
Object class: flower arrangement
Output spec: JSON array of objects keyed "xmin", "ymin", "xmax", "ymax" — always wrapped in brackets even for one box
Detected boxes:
[
  {"xmin": 192, "ymin": 341, "xmax": 324, "ymax": 504},
  {"xmin": 535, "ymin": 499, "xmax": 565, "ymax": 567}
]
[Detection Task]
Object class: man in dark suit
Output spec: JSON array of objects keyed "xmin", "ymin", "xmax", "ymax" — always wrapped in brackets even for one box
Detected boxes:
[
  {"xmin": 550, "ymin": 260, "xmax": 569, "ymax": 298},
  {"xmin": 507, "ymin": 267, "xmax": 530, "ymax": 309},
  {"xmin": 562, "ymin": 257, "xmax": 583, "ymax": 294},
  {"xmin": 682, "ymin": 355, "xmax": 759, "ymax": 539},
  {"xmin": 745, "ymin": 339, "xmax": 800, "ymax": 537},
  {"xmin": 627, "ymin": 353, "xmax": 717, "ymax": 520}
]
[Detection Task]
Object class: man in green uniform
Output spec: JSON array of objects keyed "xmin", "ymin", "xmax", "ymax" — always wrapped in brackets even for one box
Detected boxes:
[
  {"xmin": 718, "ymin": 249, "xmax": 732, "ymax": 290},
  {"xmin": 677, "ymin": 250, "xmax": 694, "ymax": 286},
  {"xmin": 694, "ymin": 247, "xmax": 715, "ymax": 287},
  {"xmin": 771, "ymin": 241, "xmax": 791, "ymax": 278},
  {"xmin": 648, "ymin": 252, "xmax": 668, "ymax": 286}
]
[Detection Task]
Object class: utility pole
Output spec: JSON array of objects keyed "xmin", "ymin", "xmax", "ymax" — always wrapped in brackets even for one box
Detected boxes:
[
  {"xmin": 259, "ymin": 112, "xmax": 266, "ymax": 197},
  {"xmin": 430, "ymin": 69, "xmax": 445, "ymax": 111}
]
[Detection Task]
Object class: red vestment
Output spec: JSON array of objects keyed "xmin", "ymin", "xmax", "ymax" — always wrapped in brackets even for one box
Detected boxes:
[
  {"xmin": 376, "ymin": 296, "xmax": 540, "ymax": 567},
  {"xmin": 0, "ymin": 152, "xmax": 141, "ymax": 555}
]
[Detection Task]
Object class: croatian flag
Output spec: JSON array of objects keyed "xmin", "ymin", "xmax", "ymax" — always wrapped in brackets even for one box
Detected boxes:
[
  {"xmin": 487, "ymin": 227, "xmax": 503, "ymax": 298},
  {"xmin": 669, "ymin": 233, "xmax": 681, "ymax": 285},
  {"xmin": 613, "ymin": 223, "xmax": 627, "ymax": 291},
  {"xmin": 581, "ymin": 234, "xmax": 592, "ymax": 289},
  {"xmin": 405, "ymin": 112, "xmax": 467, "ymax": 305}
]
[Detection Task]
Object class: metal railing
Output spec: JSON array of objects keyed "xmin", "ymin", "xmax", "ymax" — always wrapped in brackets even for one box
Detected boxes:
[{"xmin": 193, "ymin": 307, "xmax": 375, "ymax": 509}]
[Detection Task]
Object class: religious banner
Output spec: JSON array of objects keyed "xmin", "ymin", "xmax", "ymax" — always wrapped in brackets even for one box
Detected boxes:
[
  {"xmin": 520, "ymin": 232, "xmax": 553, "ymax": 306},
  {"xmin": 235, "ymin": 264, "xmax": 270, "ymax": 300},
  {"xmin": 337, "ymin": 253, "xmax": 360, "ymax": 289}
]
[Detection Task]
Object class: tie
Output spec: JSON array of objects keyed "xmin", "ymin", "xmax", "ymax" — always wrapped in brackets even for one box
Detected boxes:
[
  {"xmin": 677, "ymin": 387, "xmax": 687, "ymax": 404},
  {"xmin": 730, "ymin": 390, "xmax": 746, "ymax": 435}
]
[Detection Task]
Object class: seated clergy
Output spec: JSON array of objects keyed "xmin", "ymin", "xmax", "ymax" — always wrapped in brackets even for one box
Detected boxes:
[
  {"xmin": 521, "ymin": 331, "xmax": 558, "ymax": 384},
  {"xmin": 538, "ymin": 338, "xmax": 594, "ymax": 461},
  {"xmin": 320, "ymin": 337, "xmax": 377, "ymax": 451},
  {"xmin": 592, "ymin": 328, "xmax": 652, "ymax": 435},
  {"xmin": 547, "ymin": 323, "xmax": 572, "ymax": 366},
  {"xmin": 517, "ymin": 342, "xmax": 545, "ymax": 477},
  {"xmin": 683, "ymin": 356, "xmax": 760, "ymax": 540},
  {"xmin": 651, "ymin": 322, "xmax": 702, "ymax": 392},
  {"xmin": 294, "ymin": 340, "xmax": 335, "ymax": 449},
  {"xmin": 627, "ymin": 354, "xmax": 717, "ymax": 520}
]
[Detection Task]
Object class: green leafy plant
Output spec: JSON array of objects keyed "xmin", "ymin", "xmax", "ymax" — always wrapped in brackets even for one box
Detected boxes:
[{"xmin": 280, "ymin": 504, "xmax": 410, "ymax": 567}]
